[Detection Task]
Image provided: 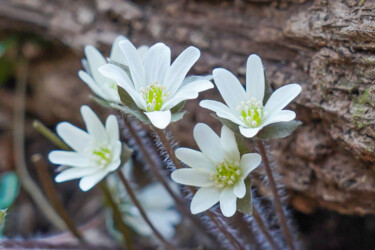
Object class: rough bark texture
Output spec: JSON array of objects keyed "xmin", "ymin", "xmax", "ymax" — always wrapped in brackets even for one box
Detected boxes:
[{"xmin": 0, "ymin": 0, "xmax": 374, "ymax": 217}]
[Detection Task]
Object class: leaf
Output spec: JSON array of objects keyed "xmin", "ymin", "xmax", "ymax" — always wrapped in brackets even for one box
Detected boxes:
[
  {"xmin": 117, "ymin": 86, "xmax": 137, "ymax": 108},
  {"xmin": 235, "ymin": 133, "xmax": 250, "ymax": 156},
  {"xmin": 171, "ymin": 111, "xmax": 185, "ymax": 122},
  {"xmin": 110, "ymin": 103, "xmax": 149, "ymax": 124},
  {"xmin": 0, "ymin": 172, "xmax": 20, "ymax": 209},
  {"xmin": 170, "ymin": 101, "xmax": 186, "ymax": 113},
  {"xmin": 263, "ymin": 71, "xmax": 273, "ymax": 104},
  {"xmin": 121, "ymin": 143, "xmax": 133, "ymax": 166},
  {"xmin": 237, "ymin": 178, "xmax": 252, "ymax": 215},
  {"xmin": 0, "ymin": 209, "xmax": 6, "ymax": 233},
  {"xmin": 257, "ymin": 120, "xmax": 302, "ymax": 140}
]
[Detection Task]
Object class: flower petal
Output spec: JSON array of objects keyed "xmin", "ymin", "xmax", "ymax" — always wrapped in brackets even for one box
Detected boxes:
[
  {"xmin": 80, "ymin": 106, "xmax": 107, "ymax": 142},
  {"xmin": 109, "ymin": 35, "xmax": 128, "ymax": 66},
  {"xmin": 220, "ymin": 126, "xmax": 240, "ymax": 160},
  {"xmin": 56, "ymin": 122, "xmax": 90, "ymax": 152},
  {"xmin": 48, "ymin": 151, "xmax": 89, "ymax": 167},
  {"xmin": 105, "ymin": 115, "xmax": 119, "ymax": 145},
  {"xmin": 119, "ymin": 40, "xmax": 146, "ymax": 90},
  {"xmin": 233, "ymin": 179, "xmax": 246, "ymax": 198},
  {"xmin": 78, "ymin": 70, "xmax": 107, "ymax": 100},
  {"xmin": 171, "ymin": 169, "xmax": 212, "ymax": 187},
  {"xmin": 99, "ymin": 64, "xmax": 147, "ymax": 110},
  {"xmin": 200, "ymin": 100, "xmax": 245, "ymax": 126},
  {"xmin": 164, "ymin": 46, "xmax": 200, "ymax": 95},
  {"xmin": 147, "ymin": 210, "xmax": 180, "ymax": 239},
  {"xmin": 212, "ymin": 68, "xmax": 247, "ymax": 111},
  {"xmin": 162, "ymin": 79, "xmax": 213, "ymax": 110},
  {"xmin": 138, "ymin": 182, "xmax": 175, "ymax": 209},
  {"xmin": 55, "ymin": 167, "xmax": 99, "ymax": 183},
  {"xmin": 219, "ymin": 188, "xmax": 237, "ymax": 217},
  {"xmin": 144, "ymin": 43, "xmax": 171, "ymax": 86},
  {"xmin": 84, "ymin": 45, "xmax": 108, "ymax": 84},
  {"xmin": 144, "ymin": 110, "xmax": 171, "ymax": 129},
  {"xmin": 239, "ymin": 126, "xmax": 261, "ymax": 138},
  {"xmin": 241, "ymin": 153, "xmax": 261, "ymax": 177},
  {"xmin": 137, "ymin": 45, "xmax": 149, "ymax": 62},
  {"xmin": 264, "ymin": 84, "xmax": 301, "ymax": 114},
  {"xmin": 79, "ymin": 170, "xmax": 108, "ymax": 191},
  {"xmin": 190, "ymin": 187, "xmax": 220, "ymax": 214},
  {"xmin": 193, "ymin": 123, "xmax": 225, "ymax": 163},
  {"xmin": 262, "ymin": 110, "xmax": 296, "ymax": 127},
  {"xmin": 175, "ymin": 148, "xmax": 214, "ymax": 171},
  {"xmin": 246, "ymin": 54, "xmax": 265, "ymax": 102}
]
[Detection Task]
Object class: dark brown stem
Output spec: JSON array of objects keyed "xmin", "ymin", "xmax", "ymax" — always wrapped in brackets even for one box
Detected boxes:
[
  {"xmin": 256, "ymin": 140, "xmax": 295, "ymax": 250},
  {"xmin": 99, "ymin": 182, "xmax": 134, "ymax": 250},
  {"xmin": 252, "ymin": 206, "xmax": 280, "ymax": 250},
  {"xmin": 153, "ymin": 127, "xmax": 245, "ymax": 250},
  {"xmin": 121, "ymin": 118, "xmax": 218, "ymax": 247},
  {"xmin": 31, "ymin": 154, "xmax": 83, "ymax": 241},
  {"xmin": 116, "ymin": 170, "xmax": 176, "ymax": 250}
]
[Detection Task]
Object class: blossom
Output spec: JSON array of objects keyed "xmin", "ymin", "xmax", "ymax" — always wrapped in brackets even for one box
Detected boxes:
[
  {"xmin": 99, "ymin": 40, "xmax": 213, "ymax": 129},
  {"xmin": 200, "ymin": 54, "xmax": 302, "ymax": 138},
  {"xmin": 48, "ymin": 105, "xmax": 122, "ymax": 191},
  {"xmin": 79, "ymin": 35, "xmax": 148, "ymax": 103},
  {"xmin": 171, "ymin": 123, "xmax": 261, "ymax": 217}
]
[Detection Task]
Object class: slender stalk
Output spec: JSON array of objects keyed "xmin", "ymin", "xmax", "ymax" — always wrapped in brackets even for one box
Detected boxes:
[
  {"xmin": 116, "ymin": 170, "xmax": 176, "ymax": 250},
  {"xmin": 252, "ymin": 206, "xmax": 280, "ymax": 250},
  {"xmin": 153, "ymin": 127, "xmax": 245, "ymax": 250},
  {"xmin": 99, "ymin": 182, "xmax": 134, "ymax": 250},
  {"xmin": 32, "ymin": 154, "xmax": 83, "ymax": 241},
  {"xmin": 256, "ymin": 140, "xmax": 295, "ymax": 250},
  {"xmin": 33, "ymin": 120, "xmax": 71, "ymax": 151},
  {"xmin": 121, "ymin": 118, "xmax": 218, "ymax": 247}
]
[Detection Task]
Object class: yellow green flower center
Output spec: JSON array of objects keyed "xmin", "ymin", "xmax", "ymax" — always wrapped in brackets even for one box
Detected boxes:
[
  {"xmin": 236, "ymin": 97, "xmax": 264, "ymax": 127},
  {"xmin": 140, "ymin": 81, "xmax": 169, "ymax": 111},
  {"xmin": 211, "ymin": 160, "xmax": 241, "ymax": 188},
  {"xmin": 92, "ymin": 146, "xmax": 112, "ymax": 168}
]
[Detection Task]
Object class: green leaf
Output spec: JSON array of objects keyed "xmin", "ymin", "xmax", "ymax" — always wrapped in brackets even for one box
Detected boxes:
[
  {"xmin": 0, "ymin": 209, "xmax": 6, "ymax": 233},
  {"xmin": 118, "ymin": 86, "xmax": 137, "ymax": 108},
  {"xmin": 171, "ymin": 111, "xmax": 185, "ymax": 122},
  {"xmin": 235, "ymin": 133, "xmax": 249, "ymax": 156},
  {"xmin": 0, "ymin": 172, "xmax": 20, "ymax": 209},
  {"xmin": 237, "ymin": 178, "xmax": 252, "ymax": 215},
  {"xmin": 257, "ymin": 120, "xmax": 302, "ymax": 140},
  {"xmin": 170, "ymin": 101, "xmax": 186, "ymax": 113}
]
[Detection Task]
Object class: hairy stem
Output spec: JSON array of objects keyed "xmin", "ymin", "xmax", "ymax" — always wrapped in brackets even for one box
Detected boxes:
[
  {"xmin": 256, "ymin": 140, "xmax": 295, "ymax": 250},
  {"xmin": 252, "ymin": 206, "xmax": 280, "ymax": 250},
  {"xmin": 116, "ymin": 170, "xmax": 176, "ymax": 250}
]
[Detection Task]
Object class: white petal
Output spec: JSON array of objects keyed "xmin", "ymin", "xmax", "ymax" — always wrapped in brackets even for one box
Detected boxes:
[
  {"xmin": 109, "ymin": 35, "xmax": 128, "ymax": 65},
  {"xmin": 264, "ymin": 84, "xmax": 301, "ymax": 114},
  {"xmin": 78, "ymin": 70, "xmax": 107, "ymax": 100},
  {"xmin": 106, "ymin": 158, "xmax": 121, "ymax": 172},
  {"xmin": 56, "ymin": 122, "xmax": 90, "ymax": 152},
  {"xmin": 99, "ymin": 64, "xmax": 147, "ymax": 110},
  {"xmin": 199, "ymin": 100, "xmax": 245, "ymax": 126},
  {"xmin": 193, "ymin": 123, "xmax": 225, "ymax": 163},
  {"xmin": 241, "ymin": 153, "xmax": 261, "ymax": 177},
  {"xmin": 137, "ymin": 45, "xmax": 149, "ymax": 62},
  {"xmin": 138, "ymin": 182, "xmax": 174, "ymax": 209},
  {"xmin": 239, "ymin": 126, "xmax": 261, "ymax": 138},
  {"xmin": 164, "ymin": 46, "xmax": 200, "ymax": 95},
  {"xmin": 84, "ymin": 45, "xmax": 108, "ymax": 85},
  {"xmin": 246, "ymin": 54, "xmax": 265, "ymax": 102},
  {"xmin": 171, "ymin": 169, "xmax": 212, "ymax": 187},
  {"xmin": 190, "ymin": 187, "xmax": 220, "ymax": 214},
  {"xmin": 147, "ymin": 210, "xmax": 180, "ymax": 239},
  {"xmin": 79, "ymin": 170, "xmax": 108, "ymax": 191},
  {"xmin": 144, "ymin": 110, "xmax": 171, "ymax": 129},
  {"xmin": 119, "ymin": 40, "xmax": 146, "ymax": 90},
  {"xmin": 220, "ymin": 126, "xmax": 240, "ymax": 160},
  {"xmin": 162, "ymin": 79, "xmax": 213, "ymax": 110},
  {"xmin": 219, "ymin": 188, "xmax": 237, "ymax": 217},
  {"xmin": 233, "ymin": 179, "xmax": 246, "ymax": 198},
  {"xmin": 48, "ymin": 151, "xmax": 89, "ymax": 167},
  {"xmin": 105, "ymin": 115, "xmax": 119, "ymax": 144},
  {"xmin": 175, "ymin": 148, "xmax": 214, "ymax": 171},
  {"xmin": 80, "ymin": 106, "xmax": 107, "ymax": 142},
  {"xmin": 55, "ymin": 167, "xmax": 99, "ymax": 183},
  {"xmin": 144, "ymin": 43, "xmax": 171, "ymax": 86},
  {"xmin": 212, "ymin": 68, "xmax": 247, "ymax": 111},
  {"xmin": 262, "ymin": 110, "xmax": 296, "ymax": 127}
]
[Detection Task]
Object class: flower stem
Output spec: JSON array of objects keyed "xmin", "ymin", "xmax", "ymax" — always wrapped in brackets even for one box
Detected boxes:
[
  {"xmin": 32, "ymin": 154, "xmax": 83, "ymax": 241},
  {"xmin": 256, "ymin": 140, "xmax": 295, "ymax": 250},
  {"xmin": 153, "ymin": 127, "xmax": 245, "ymax": 250},
  {"xmin": 116, "ymin": 169, "xmax": 176, "ymax": 250},
  {"xmin": 33, "ymin": 120, "xmax": 71, "ymax": 151},
  {"xmin": 99, "ymin": 182, "xmax": 134, "ymax": 250},
  {"xmin": 121, "ymin": 118, "xmax": 218, "ymax": 248},
  {"xmin": 252, "ymin": 206, "xmax": 280, "ymax": 250}
]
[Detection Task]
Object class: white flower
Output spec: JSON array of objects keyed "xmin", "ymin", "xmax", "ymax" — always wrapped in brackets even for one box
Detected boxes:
[
  {"xmin": 79, "ymin": 35, "xmax": 148, "ymax": 103},
  {"xmin": 48, "ymin": 105, "xmax": 122, "ymax": 191},
  {"xmin": 171, "ymin": 123, "xmax": 261, "ymax": 217},
  {"xmin": 200, "ymin": 54, "xmax": 302, "ymax": 138},
  {"xmin": 98, "ymin": 40, "xmax": 214, "ymax": 129}
]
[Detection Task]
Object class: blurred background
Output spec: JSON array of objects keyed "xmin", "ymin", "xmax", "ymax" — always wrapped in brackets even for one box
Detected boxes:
[{"xmin": 0, "ymin": 0, "xmax": 375, "ymax": 249}]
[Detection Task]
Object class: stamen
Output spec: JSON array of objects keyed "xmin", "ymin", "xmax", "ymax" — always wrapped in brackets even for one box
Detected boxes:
[
  {"xmin": 142, "ymin": 81, "xmax": 169, "ymax": 111},
  {"xmin": 237, "ymin": 97, "xmax": 264, "ymax": 128},
  {"xmin": 213, "ymin": 160, "xmax": 241, "ymax": 189}
]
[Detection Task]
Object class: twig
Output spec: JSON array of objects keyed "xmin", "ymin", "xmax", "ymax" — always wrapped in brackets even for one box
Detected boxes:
[
  {"xmin": 99, "ymin": 182, "xmax": 134, "ymax": 250},
  {"xmin": 256, "ymin": 140, "xmax": 295, "ymax": 250},
  {"xmin": 33, "ymin": 120, "xmax": 71, "ymax": 151},
  {"xmin": 252, "ymin": 206, "xmax": 280, "ymax": 250},
  {"xmin": 116, "ymin": 169, "xmax": 176, "ymax": 250},
  {"xmin": 13, "ymin": 59, "xmax": 66, "ymax": 231},
  {"xmin": 31, "ymin": 154, "xmax": 83, "ymax": 241}
]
